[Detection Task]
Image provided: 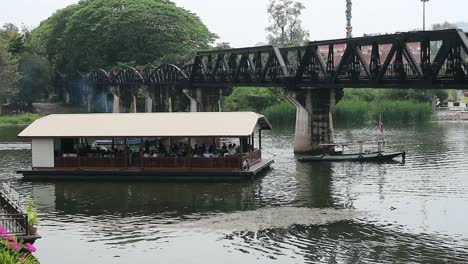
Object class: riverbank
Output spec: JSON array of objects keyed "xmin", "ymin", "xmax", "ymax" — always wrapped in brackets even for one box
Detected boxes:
[
  {"xmin": 0, "ymin": 114, "xmax": 42, "ymax": 126},
  {"xmin": 0, "ymin": 103, "xmax": 87, "ymax": 126},
  {"xmin": 435, "ymin": 110, "xmax": 468, "ymax": 121}
]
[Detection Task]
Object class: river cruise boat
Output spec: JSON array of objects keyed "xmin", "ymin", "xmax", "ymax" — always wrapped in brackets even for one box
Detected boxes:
[{"xmin": 17, "ymin": 112, "xmax": 274, "ymax": 180}]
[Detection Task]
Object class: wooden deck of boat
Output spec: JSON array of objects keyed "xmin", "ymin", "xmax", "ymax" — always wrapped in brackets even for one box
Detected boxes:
[{"xmin": 18, "ymin": 160, "xmax": 274, "ymax": 181}]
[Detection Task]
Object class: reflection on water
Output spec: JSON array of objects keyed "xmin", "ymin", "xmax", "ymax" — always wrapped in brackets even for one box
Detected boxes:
[
  {"xmin": 0, "ymin": 125, "xmax": 27, "ymax": 143},
  {"xmin": 47, "ymin": 181, "xmax": 257, "ymax": 216},
  {"xmin": 1, "ymin": 122, "xmax": 468, "ymax": 263}
]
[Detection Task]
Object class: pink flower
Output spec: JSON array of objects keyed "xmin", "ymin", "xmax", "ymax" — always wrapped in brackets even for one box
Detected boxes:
[
  {"xmin": 9, "ymin": 241, "xmax": 21, "ymax": 250},
  {"xmin": 20, "ymin": 256, "xmax": 25, "ymax": 263},
  {"xmin": 4, "ymin": 233, "xmax": 13, "ymax": 241},
  {"xmin": 25, "ymin": 242, "xmax": 37, "ymax": 253},
  {"xmin": 0, "ymin": 226, "xmax": 6, "ymax": 234}
]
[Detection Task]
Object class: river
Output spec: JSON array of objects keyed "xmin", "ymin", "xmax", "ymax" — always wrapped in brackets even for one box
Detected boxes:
[{"xmin": 0, "ymin": 122, "xmax": 467, "ymax": 263}]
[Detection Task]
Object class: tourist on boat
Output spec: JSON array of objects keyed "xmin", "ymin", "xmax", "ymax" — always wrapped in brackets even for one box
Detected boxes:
[
  {"xmin": 221, "ymin": 143, "xmax": 228, "ymax": 156},
  {"xmin": 158, "ymin": 142, "xmax": 167, "ymax": 155},
  {"xmin": 200, "ymin": 144, "xmax": 207, "ymax": 154},
  {"xmin": 242, "ymin": 159, "xmax": 250, "ymax": 170},
  {"xmin": 203, "ymin": 151, "xmax": 214, "ymax": 158}
]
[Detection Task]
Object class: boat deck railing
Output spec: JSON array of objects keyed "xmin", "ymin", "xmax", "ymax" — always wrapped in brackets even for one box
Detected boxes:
[{"xmin": 53, "ymin": 149, "xmax": 263, "ymax": 170}]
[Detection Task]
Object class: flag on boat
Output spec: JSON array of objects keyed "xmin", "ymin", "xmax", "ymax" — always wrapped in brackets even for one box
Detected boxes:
[{"xmin": 378, "ymin": 114, "xmax": 384, "ymax": 133}]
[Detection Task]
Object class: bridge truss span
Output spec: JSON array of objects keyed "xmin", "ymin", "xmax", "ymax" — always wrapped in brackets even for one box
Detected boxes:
[{"xmin": 191, "ymin": 29, "xmax": 468, "ymax": 90}]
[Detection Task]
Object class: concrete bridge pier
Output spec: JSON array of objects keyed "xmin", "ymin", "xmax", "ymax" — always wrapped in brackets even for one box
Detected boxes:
[
  {"xmin": 112, "ymin": 94, "xmax": 120, "ymax": 113},
  {"xmin": 162, "ymin": 87, "xmax": 173, "ymax": 112},
  {"xmin": 183, "ymin": 88, "xmax": 222, "ymax": 112},
  {"xmin": 64, "ymin": 91, "xmax": 71, "ymax": 104},
  {"xmin": 86, "ymin": 94, "xmax": 93, "ymax": 113},
  {"xmin": 130, "ymin": 96, "xmax": 137, "ymax": 113},
  {"xmin": 145, "ymin": 97, "xmax": 153, "ymax": 113},
  {"xmin": 287, "ymin": 89, "xmax": 338, "ymax": 155}
]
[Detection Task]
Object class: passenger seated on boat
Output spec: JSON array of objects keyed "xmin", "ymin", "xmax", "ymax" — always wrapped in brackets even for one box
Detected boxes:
[
  {"xmin": 228, "ymin": 145, "xmax": 237, "ymax": 155},
  {"xmin": 221, "ymin": 143, "xmax": 228, "ymax": 155},
  {"xmin": 208, "ymin": 144, "xmax": 216, "ymax": 153},
  {"xmin": 200, "ymin": 144, "xmax": 207, "ymax": 154},
  {"xmin": 242, "ymin": 159, "xmax": 250, "ymax": 170},
  {"xmin": 158, "ymin": 142, "xmax": 167, "ymax": 155},
  {"xmin": 203, "ymin": 151, "xmax": 214, "ymax": 158}
]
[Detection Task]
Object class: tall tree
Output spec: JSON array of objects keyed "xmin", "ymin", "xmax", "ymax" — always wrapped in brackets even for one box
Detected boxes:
[
  {"xmin": 28, "ymin": 0, "xmax": 217, "ymax": 73},
  {"xmin": 0, "ymin": 27, "xmax": 19, "ymax": 111},
  {"xmin": 266, "ymin": 0, "xmax": 309, "ymax": 46}
]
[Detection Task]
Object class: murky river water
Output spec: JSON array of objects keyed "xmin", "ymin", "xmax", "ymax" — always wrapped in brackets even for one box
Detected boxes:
[{"xmin": 0, "ymin": 122, "xmax": 467, "ymax": 263}]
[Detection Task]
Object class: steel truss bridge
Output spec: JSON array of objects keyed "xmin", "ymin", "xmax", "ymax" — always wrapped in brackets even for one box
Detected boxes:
[{"xmin": 64, "ymin": 29, "xmax": 468, "ymax": 96}]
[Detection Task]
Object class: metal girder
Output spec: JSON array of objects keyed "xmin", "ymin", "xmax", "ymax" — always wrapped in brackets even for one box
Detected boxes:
[
  {"xmin": 111, "ymin": 67, "xmax": 144, "ymax": 85},
  {"xmin": 146, "ymin": 64, "xmax": 187, "ymax": 85},
  {"xmin": 188, "ymin": 29, "xmax": 468, "ymax": 89},
  {"xmin": 79, "ymin": 29, "xmax": 467, "ymax": 91}
]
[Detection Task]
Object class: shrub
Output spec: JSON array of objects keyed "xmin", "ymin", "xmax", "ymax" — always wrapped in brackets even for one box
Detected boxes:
[
  {"xmin": 262, "ymin": 101, "xmax": 296, "ymax": 125},
  {"xmin": 0, "ymin": 227, "xmax": 38, "ymax": 264}
]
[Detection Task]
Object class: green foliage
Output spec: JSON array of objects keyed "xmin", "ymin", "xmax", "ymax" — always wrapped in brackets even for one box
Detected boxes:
[
  {"xmin": 18, "ymin": 53, "xmax": 51, "ymax": 102},
  {"xmin": 0, "ymin": 244, "xmax": 37, "ymax": 264},
  {"xmin": 0, "ymin": 25, "xmax": 20, "ymax": 106},
  {"xmin": 335, "ymin": 89, "xmax": 433, "ymax": 125},
  {"xmin": 333, "ymin": 99, "xmax": 370, "ymax": 125},
  {"xmin": 222, "ymin": 87, "xmax": 295, "ymax": 125},
  {"xmin": 342, "ymin": 88, "xmax": 440, "ymax": 103},
  {"xmin": 263, "ymin": 101, "xmax": 296, "ymax": 125},
  {"xmin": 222, "ymin": 87, "xmax": 434, "ymax": 126},
  {"xmin": 334, "ymin": 99, "xmax": 432, "ymax": 125},
  {"xmin": 25, "ymin": 200, "xmax": 39, "ymax": 226},
  {"xmin": 0, "ymin": 114, "xmax": 42, "ymax": 126},
  {"xmin": 29, "ymin": 0, "xmax": 217, "ymax": 73},
  {"xmin": 266, "ymin": 0, "xmax": 309, "ymax": 46},
  {"xmin": 0, "ymin": 230, "xmax": 38, "ymax": 264},
  {"xmin": 222, "ymin": 87, "xmax": 284, "ymax": 112}
]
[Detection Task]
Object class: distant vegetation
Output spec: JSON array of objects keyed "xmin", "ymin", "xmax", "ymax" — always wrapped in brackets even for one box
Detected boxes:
[
  {"xmin": 0, "ymin": 114, "xmax": 41, "ymax": 126},
  {"xmin": 222, "ymin": 87, "xmax": 444, "ymax": 126},
  {"xmin": 222, "ymin": 87, "xmax": 295, "ymax": 126},
  {"xmin": 0, "ymin": 0, "xmax": 216, "ymax": 110},
  {"xmin": 333, "ymin": 89, "xmax": 439, "ymax": 125},
  {"xmin": 334, "ymin": 99, "xmax": 432, "ymax": 125}
]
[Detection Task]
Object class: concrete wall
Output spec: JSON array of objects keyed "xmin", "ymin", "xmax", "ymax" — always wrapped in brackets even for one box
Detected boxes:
[{"xmin": 32, "ymin": 138, "xmax": 55, "ymax": 168}]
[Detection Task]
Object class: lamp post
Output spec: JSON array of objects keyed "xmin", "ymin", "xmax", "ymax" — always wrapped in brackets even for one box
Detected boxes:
[{"xmin": 421, "ymin": 0, "xmax": 429, "ymax": 31}]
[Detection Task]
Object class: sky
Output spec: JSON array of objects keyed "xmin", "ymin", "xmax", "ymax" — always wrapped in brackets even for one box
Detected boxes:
[{"xmin": 1, "ymin": 0, "xmax": 468, "ymax": 48}]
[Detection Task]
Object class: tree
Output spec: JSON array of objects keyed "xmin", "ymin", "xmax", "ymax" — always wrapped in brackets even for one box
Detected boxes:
[
  {"xmin": 266, "ymin": 0, "xmax": 309, "ymax": 46},
  {"xmin": 17, "ymin": 53, "xmax": 51, "ymax": 103},
  {"xmin": 432, "ymin": 22, "xmax": 456, "ymax": 30},
  {"xmin": 0, "ymin": 26, "xmax": 19, "ymax": 110},
  {"xmin": 28, "ymin": 0, "xmax": 217, "ymax": 73}
]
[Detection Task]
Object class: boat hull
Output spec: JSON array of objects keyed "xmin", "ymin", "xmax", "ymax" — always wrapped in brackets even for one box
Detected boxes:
[
  {"xmin": 298, "ymin": 152, "xmax": 405, "ymax": 162},
  {"xmin": 17, "ymin": 160, "xmax": 274, "ymax": 181}
]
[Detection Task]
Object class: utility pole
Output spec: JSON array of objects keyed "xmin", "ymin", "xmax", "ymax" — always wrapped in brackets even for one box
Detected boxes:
[
  {"xmin": 421, "ymin": 0, "xmax": 435, "ymax": 111},
  {"xmin": 421, "ymin": 0, "xmax": 429, "ymax": 31},
  {"xmin": 346, "ymin": 0, "xmax": 353, "ymax": 38}
]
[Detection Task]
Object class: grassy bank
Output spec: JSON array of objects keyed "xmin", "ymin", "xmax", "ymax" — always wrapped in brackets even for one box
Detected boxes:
[
  {"xmin": 221, "ymin": 87, "xmax": 435, "ymax": 126},
  {"xmin": 260, "ymin": 99, "xmax": 432, "ymax": 126},
  {"xmin": 0, "ymin": 114, "xmax": 42, "ymax": 126},
  {"xmin": 334, "ymin": 99, "xmax": 432, "ymax": 125},
  {"xmin": 262, "ymin": 101, "xmax": 296, "ymax": 125}
]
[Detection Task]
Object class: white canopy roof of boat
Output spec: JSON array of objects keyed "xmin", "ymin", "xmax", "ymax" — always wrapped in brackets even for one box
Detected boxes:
[{"xmin": 18, "ymin": 112, "xmax": 272, "ymax": 138}]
